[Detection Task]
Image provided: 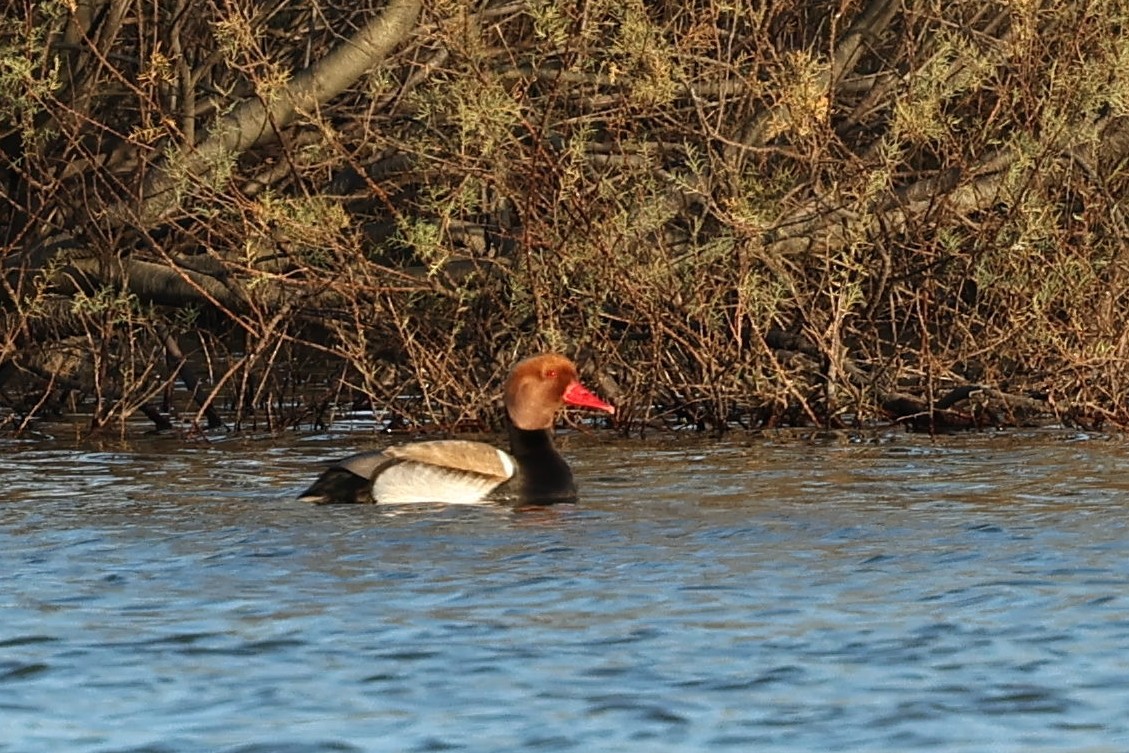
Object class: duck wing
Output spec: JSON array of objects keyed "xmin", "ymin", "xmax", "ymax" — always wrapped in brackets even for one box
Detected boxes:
[
  {"xmin": 299, "ymin": 440, "xmax": 516, "ymax": 505},
  {"xmin": 383, "ymin": 440, "xmax": 514, "ymax": 479}
]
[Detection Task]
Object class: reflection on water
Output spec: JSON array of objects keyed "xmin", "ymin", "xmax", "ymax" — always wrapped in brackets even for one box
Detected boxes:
[{"xmin": 2, "ymin": 430, "xmax": 1129, "ymax": 752}]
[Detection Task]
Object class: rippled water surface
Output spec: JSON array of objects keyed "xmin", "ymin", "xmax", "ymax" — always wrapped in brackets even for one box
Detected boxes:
[{"xmin": 3, "ymin": 429, "xmax": 1129, "ymax": 752}]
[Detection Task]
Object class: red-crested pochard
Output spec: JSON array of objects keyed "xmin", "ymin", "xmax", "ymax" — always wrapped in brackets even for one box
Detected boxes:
[{"xmin": 298, "ymin": 353, "xmax": 615, "ymax": 505}]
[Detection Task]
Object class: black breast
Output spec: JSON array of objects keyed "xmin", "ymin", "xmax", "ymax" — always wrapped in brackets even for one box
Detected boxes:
[{"xmin": 507, "ymin": 425, "xmax": 577, "ymax": 504}]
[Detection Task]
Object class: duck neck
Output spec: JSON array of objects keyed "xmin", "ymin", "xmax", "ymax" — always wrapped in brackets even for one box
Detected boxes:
[
  {"xmin": 505, "ymin": 420, "xmax": 576, "ymax": 503},
  {"xmin": 506, "ymin": 420, "xmax": 562, "ymax": 462}
]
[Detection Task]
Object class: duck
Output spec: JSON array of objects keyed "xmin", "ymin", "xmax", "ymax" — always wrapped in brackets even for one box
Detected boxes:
[{"xmin": 297, "ymin": 353, "xmax": 615, "ymax": 505}]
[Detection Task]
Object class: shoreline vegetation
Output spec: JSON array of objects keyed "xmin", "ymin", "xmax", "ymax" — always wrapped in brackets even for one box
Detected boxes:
[{"xmin": 3, "ymin": 0, "xmax": 1129, "ymax": 439}]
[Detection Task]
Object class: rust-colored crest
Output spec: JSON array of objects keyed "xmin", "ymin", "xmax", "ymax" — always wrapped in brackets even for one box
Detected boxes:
[{"xmin": 504, "ymin": 353, "xmax": 579, "ymax": 430}]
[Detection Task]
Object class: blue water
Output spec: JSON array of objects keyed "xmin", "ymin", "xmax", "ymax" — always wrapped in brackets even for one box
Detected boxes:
[{"xmin": 2, "ymin": 431, "xmax": 1128, "ymax": 752}]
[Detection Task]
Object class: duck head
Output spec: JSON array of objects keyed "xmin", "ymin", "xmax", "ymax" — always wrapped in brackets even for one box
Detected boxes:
[{"xmin": 503, "ymin": 353, "xmax": 615, "ymax": 430}]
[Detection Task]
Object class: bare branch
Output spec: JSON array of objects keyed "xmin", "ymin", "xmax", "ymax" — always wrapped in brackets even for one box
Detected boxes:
[{"xmin": 133, "ymin": 0, "xmax": 422, "ymax": 227}]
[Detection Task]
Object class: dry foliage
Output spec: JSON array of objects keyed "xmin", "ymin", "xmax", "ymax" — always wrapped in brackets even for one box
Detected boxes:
[{"xmin": 3, "ymin": 0, "xmax": 1129, "ymax": 436}]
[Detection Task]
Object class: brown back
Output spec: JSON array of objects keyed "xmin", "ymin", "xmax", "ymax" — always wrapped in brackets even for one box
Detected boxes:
[{"xmin": 384, "ymin": 440, "xmax": 513, "ymax": 479}]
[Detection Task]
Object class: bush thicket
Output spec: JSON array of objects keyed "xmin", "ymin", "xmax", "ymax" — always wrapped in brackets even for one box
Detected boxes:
[{"xmin": 3, "ymin": 0, "xmax": 1129, "ymax": 435}]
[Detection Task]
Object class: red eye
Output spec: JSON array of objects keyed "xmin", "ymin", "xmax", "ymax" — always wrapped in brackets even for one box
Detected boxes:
[{"xmin": 545, "ymin": 369, "xmax": 557, "ymax": 378}]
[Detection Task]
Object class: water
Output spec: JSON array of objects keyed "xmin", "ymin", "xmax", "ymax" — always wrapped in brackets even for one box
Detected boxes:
[{"xmin": 2, "ymin": 429, "xmax": 1128, "ymax": 752}]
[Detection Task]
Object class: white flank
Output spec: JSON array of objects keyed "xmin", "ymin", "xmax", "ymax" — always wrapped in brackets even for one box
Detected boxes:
[
  {"xmin": 371, "ymin": 460, "xmax": 510, "ymax": 505},
  {"xmin": 495, "ymin": 448, "xmax": 515, "ymax": 479}
]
